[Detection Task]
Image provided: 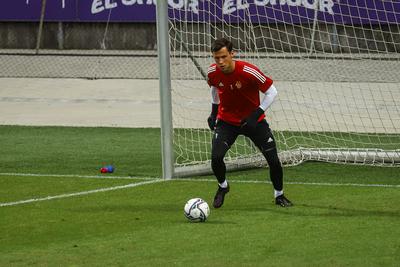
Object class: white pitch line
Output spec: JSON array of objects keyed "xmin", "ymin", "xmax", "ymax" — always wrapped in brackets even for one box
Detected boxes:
[
  {"xmin": 283, "ymin": 181, "xmax": 400, "ymax": 188},
  {"xmin": 175, "ymin": 178, "xmax": 400, "ymax": 188},
  {"xmin": 1, "ymin": 172, "xmax": 399, "ymax": 190},
  {"xmin": 0, "ymin": 179, "xmax": 164, "ymax": 208}
]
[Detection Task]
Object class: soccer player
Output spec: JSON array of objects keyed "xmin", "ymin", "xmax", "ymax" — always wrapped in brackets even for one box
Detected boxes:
[{"xmin": 207, "ymin": 38, "xmax": 293, "ymax": 208}]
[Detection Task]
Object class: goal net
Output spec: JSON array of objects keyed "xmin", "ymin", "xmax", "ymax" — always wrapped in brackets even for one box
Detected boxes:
[{"xmin": 167, "ymin": 0, "xmax": 400, "ymax": 176}]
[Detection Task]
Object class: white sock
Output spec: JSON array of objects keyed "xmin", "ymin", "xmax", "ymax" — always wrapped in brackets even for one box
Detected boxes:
[
  {"xmin": 274, "ymin": 190, "xmax": 283, "ymax": 198},
  {"xmin": 219, "ymin": 180, "xmax": 228, "ymax": 188}
]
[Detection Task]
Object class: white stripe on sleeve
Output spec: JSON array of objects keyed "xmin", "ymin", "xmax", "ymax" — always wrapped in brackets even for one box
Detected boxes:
[{"xmin": 243, "ymin": 66, "xmax": 266, "ymax": 83}]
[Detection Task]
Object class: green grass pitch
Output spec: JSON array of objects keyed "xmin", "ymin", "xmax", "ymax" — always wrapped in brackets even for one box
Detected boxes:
[{"xmin": 0, "ymin": 126, "xmax": 399, "ymax": 266}]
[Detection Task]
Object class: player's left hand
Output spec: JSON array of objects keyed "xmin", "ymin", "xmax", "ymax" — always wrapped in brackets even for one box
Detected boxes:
[{"xmin": 241, "ymin": 107, "xmax": 264, "ymax": 130}]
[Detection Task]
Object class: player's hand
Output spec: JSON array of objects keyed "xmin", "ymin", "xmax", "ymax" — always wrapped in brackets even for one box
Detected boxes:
[
  {"xmin": 207, "ymin": 103, "xmax": 219, "ymax": 131},
  {"xmin": 207, "ymin": 115, "xmax": 217, "ymax": 130},
  {"xmin": 241, "ymin": 107, "xmax": 264, "ymax": 130}
]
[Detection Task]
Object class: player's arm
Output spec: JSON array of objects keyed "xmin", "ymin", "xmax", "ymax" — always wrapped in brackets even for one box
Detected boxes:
[
  {"xmin": 207, "ymin": 86, "xmax": 220, "ymax": 130},
  {"xmin": 259, "ymin": 84, "xmax": 278, "ymax": 111},
  {"xmin": 241, "ymin": 84, "xmax": 278, "ymax": 129}
]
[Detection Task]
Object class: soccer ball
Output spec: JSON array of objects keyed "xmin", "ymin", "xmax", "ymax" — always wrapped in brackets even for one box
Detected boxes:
[{"xmin": 184, "ymin": 198, "xmax": 210, "ymax": 222}]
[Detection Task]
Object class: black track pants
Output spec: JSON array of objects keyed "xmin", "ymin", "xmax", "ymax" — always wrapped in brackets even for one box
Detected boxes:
[{"xmin": 211, "ymin": 120, "xmax": 283, "ymax": 191}]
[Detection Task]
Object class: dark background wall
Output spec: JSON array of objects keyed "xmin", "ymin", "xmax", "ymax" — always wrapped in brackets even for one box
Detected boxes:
[{"xmin": 0, "ymin": 22, "xmax": 399, "ymax": 53}]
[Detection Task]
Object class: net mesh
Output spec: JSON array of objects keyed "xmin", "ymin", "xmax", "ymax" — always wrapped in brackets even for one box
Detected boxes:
[{"xmin": 168, "ymin": 1, "xmax": 400, "ymax": 175}]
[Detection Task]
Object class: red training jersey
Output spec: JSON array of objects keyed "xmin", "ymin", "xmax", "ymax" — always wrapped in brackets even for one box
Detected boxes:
[{"xmin": 207, "ymin": 60, "xmax": 273, "ymax": 126}]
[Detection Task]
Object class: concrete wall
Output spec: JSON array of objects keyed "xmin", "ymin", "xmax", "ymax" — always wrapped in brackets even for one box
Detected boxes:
[
  {"xmin": 0, "ymin": 22, "xmax": 399, "ymax": 53},
  {"xmin": 0, "ymin": 22, "xmax": 157, "ymax": 50}
]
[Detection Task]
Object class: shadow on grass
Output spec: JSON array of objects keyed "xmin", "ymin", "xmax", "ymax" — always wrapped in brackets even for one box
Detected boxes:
[
  {"xmin": 298, "ymin": 203, "xmax": 400, "ymax": 218},
  {"xmin": 178, "ymin": 220, "xmax": 237, "ymax": 225},
  {"xmin": 245, "ymin": 203, "xmax": 400, "ymax": 218},
  {"xmin": 65, "ymin": 199, "xmax": 400, "ymax": 220}
]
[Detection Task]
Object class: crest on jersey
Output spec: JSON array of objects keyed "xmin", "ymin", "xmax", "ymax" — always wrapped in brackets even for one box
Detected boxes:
[
  {"xmin": 218, "ymin": 82, "xmax": 224, "ymax": 87},
  {"xmin": 235, "ymin": 81, "xmax": 242, "ymax": 89}
]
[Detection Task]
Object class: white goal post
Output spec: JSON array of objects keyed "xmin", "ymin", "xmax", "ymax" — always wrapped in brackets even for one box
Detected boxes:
[{"xmin": 156, "ymin": 1, "xmax": 400, "ymax": 178}]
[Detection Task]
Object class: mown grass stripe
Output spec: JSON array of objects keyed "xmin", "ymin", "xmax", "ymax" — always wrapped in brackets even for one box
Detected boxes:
[{"xmin": 0, "ymin": 172, "xmax": 158, "ymax": 180}]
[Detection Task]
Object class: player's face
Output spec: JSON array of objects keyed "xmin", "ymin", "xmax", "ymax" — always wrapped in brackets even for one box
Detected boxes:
[{"xmin": 212, "ymin": 47, "xmax": 235, "ymax": 74}]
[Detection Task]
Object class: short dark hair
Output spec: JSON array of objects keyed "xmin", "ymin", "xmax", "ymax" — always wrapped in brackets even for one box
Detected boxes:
[{"xmin": 211, "ymin": 38, "xmax": 233, "ymax": 53}]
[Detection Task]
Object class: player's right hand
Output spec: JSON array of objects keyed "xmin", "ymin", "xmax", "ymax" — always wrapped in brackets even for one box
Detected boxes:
[
  {"xmin": 208, "ymin": 103, "xmax": 219, "ymax": 131},
  {"xmin": 207, "ymin": 116, "xmax": 217, "ymax": 130}
]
